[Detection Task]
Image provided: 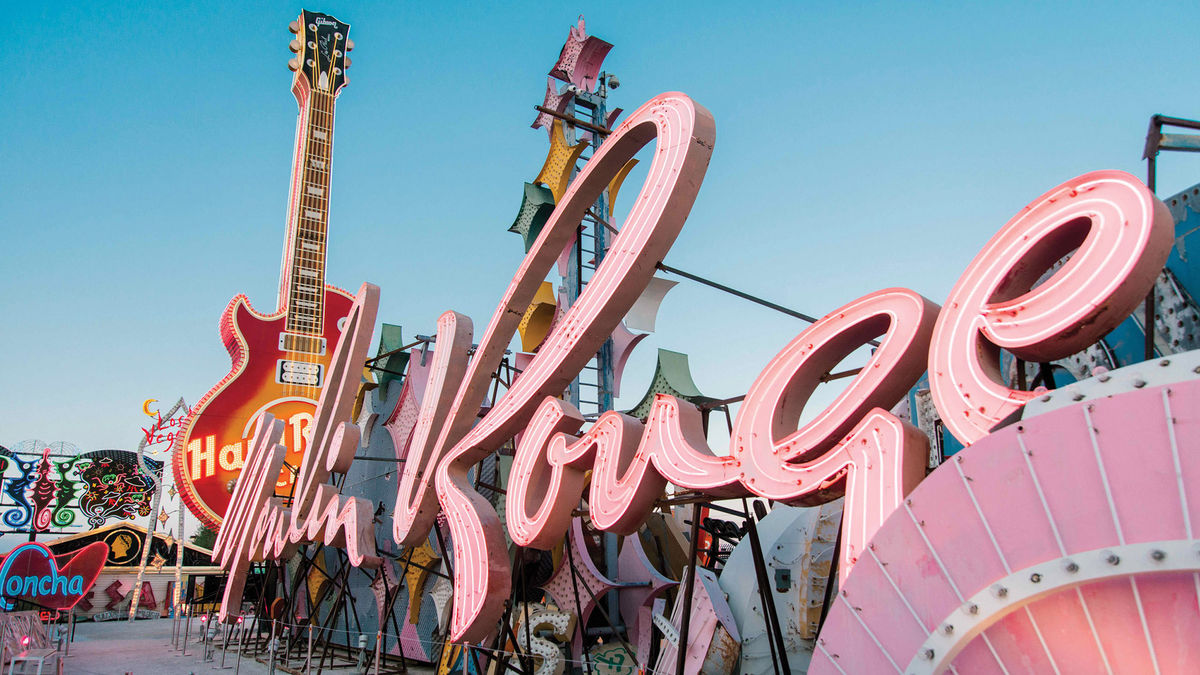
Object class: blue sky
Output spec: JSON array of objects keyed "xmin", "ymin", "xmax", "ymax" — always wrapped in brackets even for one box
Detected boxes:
[{"xmin": 4, "ymin": 1, "xmax": 1200, "ymax": 451}]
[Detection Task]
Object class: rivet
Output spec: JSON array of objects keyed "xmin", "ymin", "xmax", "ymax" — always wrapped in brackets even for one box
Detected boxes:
[
  {"xmin": 1160, "ymin": 359, "xmax": 1170, "ymax": 367},
  {"xmin": 923, "ymin": 648, "xmax": 935, "ymax": 660},
  {"xmin": 1041, "ymin": 394, "xmax": 1052, "ymax": 402},
  {"xmin": 1072, "ymin": 393, "xmax": 1085, "ymax": 401},
  {"xmin": 991, "ymin": 584, "xmax": 1008, "ymax": 598},
  {"xmin": 1064, "ymin": 561, "xmax": 1078, "ymax": 573},
  {"xmin": 966, "ymin": 603, "xmax": 979, "ymax": 615},
  {"xmin": 942, "ymin": 623, "xmax": 954, "ymax": 635},
  {"xmin": 1151, "ymin": 549, "xmax": 1166, "ymax": 561},
  {"xmin": 1105, "ymin": 551, "xmax": 1120, "ymax": 565},
  {"xmin": 1133, "ymin": 378, "xmax": 1147, "ymax": 389},
  {"xmin": 1030, "ymin": 572, "xmax": 1042, "ymax": 583}
]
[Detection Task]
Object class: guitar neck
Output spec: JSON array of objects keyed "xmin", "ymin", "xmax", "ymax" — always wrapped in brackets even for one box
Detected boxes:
[{"xmin": 281, "ymin": 85, "xmax": 336, "ymax": 335}]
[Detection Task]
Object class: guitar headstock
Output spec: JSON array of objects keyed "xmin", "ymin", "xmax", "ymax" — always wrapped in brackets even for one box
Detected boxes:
[{"xmin": 287, "ymin": 10, "xmax": 352, "ymax": 96}]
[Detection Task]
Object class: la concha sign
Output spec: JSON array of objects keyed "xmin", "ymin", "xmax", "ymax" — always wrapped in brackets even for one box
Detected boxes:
[{"xmin": 212, "ymin": 92, "xmax": 1173, "ymax": 643}]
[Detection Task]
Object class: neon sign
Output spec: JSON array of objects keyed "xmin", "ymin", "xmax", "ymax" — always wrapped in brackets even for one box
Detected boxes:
[
  {"xmin": 140, "ymin": 403, "xmax": 194, "ymax": 447},
  {"xmin": 214, "ymin": 92, "xmax": 1173, "ymax": 643},
  {"xmin": 0, "ymin": 542, "xmax": 108, "ymax": 610}
]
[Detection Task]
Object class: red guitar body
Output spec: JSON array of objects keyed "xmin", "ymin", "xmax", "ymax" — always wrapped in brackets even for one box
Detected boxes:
[{"xmin": 175, "ymin": 289, "xmax": 353, "ymax": 528}]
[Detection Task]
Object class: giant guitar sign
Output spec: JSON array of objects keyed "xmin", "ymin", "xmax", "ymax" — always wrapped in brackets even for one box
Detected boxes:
[{"xmin": 175, "ymin": 11, "xmax": 355, "ymax": 528}]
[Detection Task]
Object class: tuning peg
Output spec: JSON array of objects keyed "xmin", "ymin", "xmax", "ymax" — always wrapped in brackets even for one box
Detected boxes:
[
  {"xmin": 345, "ymin": 39, "xmax": 354, "ymax": 52},
  {"xmin": 287, "ymin": 57, "xmax": 300, "ymax": 72},
  {"xmin": 288, "ymin": 20, "xmax": 300, "ymax": 34},
  {"xmin": 344, "ymin": 57, "xmax": 352, "ymax": 68},
  {"xmin": 289, "ymin": 39, "xmax": 301, "ymax": 53}
]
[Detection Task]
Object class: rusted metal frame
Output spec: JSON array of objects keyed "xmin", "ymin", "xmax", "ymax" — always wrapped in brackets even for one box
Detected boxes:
[
  {"xmin": 470, "ymin": 644, "xmax": 487, "ymax": 674},
  {"xmin": 585, "ymin": 208, "xmax": 621, "ymax": 236},
  {"xmin": 363, "ymin": 337, "xmax": 430, "ymax": 366},
  {"xmin": 655, "ymin": 263, "xmax": 884, "ymax": 352},
  {"xmin": 310, "ymin": 557, "xmax": 354, "ymax": 674},
  {"xmin": 534, "ymin": 104, "xmax": 611, "ymax": 136},
  {"xmin": 1015, "ymin": 358, "xmax": 1028, "ymax": 391},
  {"xmin": 367, "ymin": 559, "xmax": 393, "ymax": 675},
  {"xmin": 676, "ymin": 502, "xmax": 704, "ymax": 675},
  {"xmin": 247, "ymin": 562, "xmax": 275, "ymax": 656},
  {"xmin": 338, "ymin": 549, "xmax": 365, "ymax": 641},
  {"xmin": 497, "ymin": 605, "xmax": 532, "ymax": 675},
  {"xmin": 1033, "ymin": 362, "xmax": 1056, "ymax": 390},
  {"xmin": 363, "ymin": 365, "xmax": 408, "ymax": 378},
  {"xmin": 560, "ymin": 541, "xmax": 642, "ymax": 664},
  {"xmin": 563, "ymin": 534, "xmax": 596, "ymax": 675},
  {"xmin": 509, "ymin": 546, "xmax": 534, "ymax": 675},
  {"xmin": 286, "ymin": 544, "xmax": 320, "ymax": 623},
  {"xmin": 476, "ymin": 481, "xmax": 507, "ymax": 495}
]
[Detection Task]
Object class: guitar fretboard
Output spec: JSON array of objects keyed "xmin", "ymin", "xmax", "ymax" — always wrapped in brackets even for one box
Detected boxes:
[{"xmin": 284, "ymin": 90, "xmax": 335, "ymax": 335}]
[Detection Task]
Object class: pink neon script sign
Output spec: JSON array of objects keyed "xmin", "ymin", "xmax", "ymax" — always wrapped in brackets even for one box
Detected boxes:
[
  {"xmin": 508, "ymin": 288, "xmax": 936, "ymax": 579},
  {"xmin": 214, "ymin": 86, "xmax": 1174, "ymax": 646},
  {"xmin": 930, "ymin": 171, "xmax": 1173, "ymax": 443}
]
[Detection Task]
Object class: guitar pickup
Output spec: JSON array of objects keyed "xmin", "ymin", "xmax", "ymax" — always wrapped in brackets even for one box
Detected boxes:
[
  {"xmin": 279, "ymin": 333, "xmax": 327, "ymax": 355},
  {"xmin": 276, "ymin": 360, "xmax": 325, "ymax": 387}
]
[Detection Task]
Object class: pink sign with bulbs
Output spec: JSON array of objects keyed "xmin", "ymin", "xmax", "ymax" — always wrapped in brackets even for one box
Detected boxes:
[{"xmin": 213, "ymin": 88, "xmax": 1197, "ymax": 668}]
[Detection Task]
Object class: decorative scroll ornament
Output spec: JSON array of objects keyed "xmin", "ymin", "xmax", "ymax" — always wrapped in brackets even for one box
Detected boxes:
[
  {"xmin": 532, "ymin": 77, "xmax": 575, "ymax": 135},
  {"xmin": 403, "ymin": 541, "xmax": 440, "ymax": 623},
  {"xmin": 539, "ymin": 519, "xmax": 621, "ymax": 656},
  {"xmin": 625, "ymin": 349, "xmax": 717, "ymax": 420},
  {"xmin": 609, "ymin": 321, "xmax": 647, "ymax": 399},
  {"xmin": 617, "ymin": 533, "xmax": 677, "ymax": 662},
  {"xmin": 373, "ymin": 323, "xmax": 410, "ymax": 395},
  {"xmin": 548, "ymin": 15, "xmax": 613, "ymax": 92},
  {"xmin": 510, "ymin": 182, "xmax": 556, "ymax": 253},
  {"xmin": 534, "ymin": 120, "xmax": 589, "ymax": 204},
  {"xmin": 517, "ymin": 282, "xmax": 558, "ymax": 352},
  {"xmin": 382, "ymin": 364, "xmax": 431, "ymax": 470},
  {"xmin": 624, "ymin": 277, "xmax": 678, "ymax": 333}
]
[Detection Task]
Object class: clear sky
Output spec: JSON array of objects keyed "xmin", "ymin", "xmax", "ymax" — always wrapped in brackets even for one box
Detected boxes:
[{"xmin": 4, "ymin": 1, "xmax": 1200, "ymax": 452}]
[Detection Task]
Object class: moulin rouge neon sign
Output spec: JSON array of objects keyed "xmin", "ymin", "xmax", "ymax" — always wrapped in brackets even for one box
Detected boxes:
[{"xmin": 212, "ymin": 92, "xmax": 1173, "ymax": 643}]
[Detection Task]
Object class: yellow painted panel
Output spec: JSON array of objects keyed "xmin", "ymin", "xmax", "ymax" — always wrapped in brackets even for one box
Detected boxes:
[{"xmin": 534, "ymin": 120, "xmax": 588, "ymax": 203}]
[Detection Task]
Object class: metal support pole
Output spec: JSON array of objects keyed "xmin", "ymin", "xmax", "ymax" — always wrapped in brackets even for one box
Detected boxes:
[
  {"xmin": 743, "ymin": 499, "xmax": 789, "ymax": 675},
  {"xmin": 676, "ymin": 503, "xmax": 703, "ymax": 675},
  {"xmin": 305, "ymin": 622, "xmax": 313, "ymax": 675},
  {"xmin": 268, "ymin": 619, "xmax": 277, "ymax": 675},
  {"xmin": 1146, "ymin": 139, "xmax": 1159, "ymax": 361},
  {"xmin": 219, "ymin": 623, "xmax": 231, "ymax": 669},
  {"xmin": 181, "ymin": 607, "xmax": 193, "ymax": 657}
]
